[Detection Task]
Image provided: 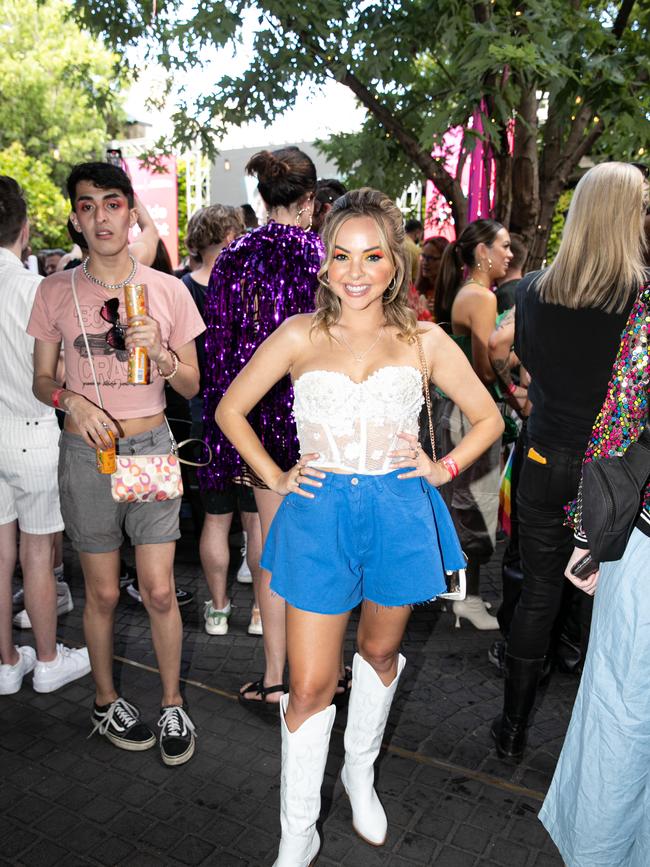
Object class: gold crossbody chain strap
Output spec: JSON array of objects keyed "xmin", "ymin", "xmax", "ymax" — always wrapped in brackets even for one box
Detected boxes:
[{"xmin": 415, "ymin": 333, "xmax": 437, "ymax": 462}]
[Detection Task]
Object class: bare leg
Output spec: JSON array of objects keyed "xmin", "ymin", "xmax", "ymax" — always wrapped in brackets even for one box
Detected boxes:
[
  {"xmin": 241, "ymin": 487, "xmax": 286, "ymax": 701},
  {"xmin": 285, "ymin": 604, "xmax": 351, "ymax": 731},
  {"xmin": 79, "ymin": 549, "xmax": 121, "ymax": 706},
  {"xmin": 21, "ymin": 531, "xmax": 57, "ymax": 661},
  {"xmin": 241, "ymin": 510, "xmax": 262, "ymax": 611},
  {"xmin": 53, "ymin": 531, "xmax": 63, "ymax": 571},
  {"xmin": 135, "ymin": 542, "xmax": 182, "ymax": 707},
  {"xmin": 0, "ymin": 521, "xmax": 19, "ymax": 665},
  {"xmin": 356, "ymin": 602, "xmax": 412, "ymax": 684},
  {"xmin": 200, "ymin": 512, "xmax": 233, "ymax": 610}
]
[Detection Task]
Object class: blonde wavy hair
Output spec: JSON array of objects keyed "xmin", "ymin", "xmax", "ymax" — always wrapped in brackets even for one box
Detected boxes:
[
  {"xmin": 313, "ymin": 187, "xmax": 417, "ymax": 341},
  {"xmin": 538, "ymin": 162, "xmax": 647, "ymax": 313}
]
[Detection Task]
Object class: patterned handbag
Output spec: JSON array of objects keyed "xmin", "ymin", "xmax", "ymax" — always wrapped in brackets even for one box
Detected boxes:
[{"xmin": 110, "ymin": 426, "xmax": 184, "ymax": 503}]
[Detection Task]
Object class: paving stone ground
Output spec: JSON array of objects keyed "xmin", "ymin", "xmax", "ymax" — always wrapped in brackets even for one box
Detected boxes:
[{"xmin": 2, "ymin": 516, "xmax": 574, "ymax": 866}]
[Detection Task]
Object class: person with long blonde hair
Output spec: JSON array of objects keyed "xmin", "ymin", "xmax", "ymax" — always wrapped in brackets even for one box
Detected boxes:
[
  {"xmin": 216, "ymin": 188, "xmax": 503, "ymax": 866},
  {"xmin": 491, "ymin": 161, "xmax": 646, "ymax": 762}
]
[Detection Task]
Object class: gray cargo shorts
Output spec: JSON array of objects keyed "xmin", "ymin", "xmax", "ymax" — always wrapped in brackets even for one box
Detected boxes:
[{"xmin": 58, "ymin": 423, "xmax": 181, "ymax": 554}]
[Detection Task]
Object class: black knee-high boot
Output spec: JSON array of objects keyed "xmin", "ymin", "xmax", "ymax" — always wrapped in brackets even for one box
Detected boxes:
[{"xmin": 491, "ymin": 654, "xmax": 545, "ymax": 760}]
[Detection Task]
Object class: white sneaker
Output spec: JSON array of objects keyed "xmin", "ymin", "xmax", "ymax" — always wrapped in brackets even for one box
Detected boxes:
[
  {"xmin": 0, "ymin": 646, "xmax": 36, "ymax": 695},
  {"xmin": 32, "ymin": 644, "xmax": 91, "ymax": 693},
  {"xmin": 204, "ymin": 600, "xmax": 231, "ymax": 635},
  {"xmin": 247, "ymin": 606, "xmax": 263, "ymax": 636},
  {"xmin": 236, "ymin": 532, "xmax": 252, "ymax": 583},
  {"xmin": 13, "ymin": 582, "xmax": 74, "ymax": 630}
]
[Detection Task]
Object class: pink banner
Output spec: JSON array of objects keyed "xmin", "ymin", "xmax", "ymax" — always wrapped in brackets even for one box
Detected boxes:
[
  {"xmin": 424, "ymin": 100, "xmax": 502, "ymax": 241},
  {"xmin": 125, "ymin": 156, "xmax": 179, "ymax": 267}
]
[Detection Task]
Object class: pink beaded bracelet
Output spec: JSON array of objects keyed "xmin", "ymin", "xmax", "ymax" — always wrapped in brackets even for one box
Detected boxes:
[{"xmin": 440, "ymin": 455, "xmax": 459, "ymax": 480}]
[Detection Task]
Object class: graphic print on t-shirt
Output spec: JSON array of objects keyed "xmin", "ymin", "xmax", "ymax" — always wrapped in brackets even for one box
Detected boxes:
[{"xmin": 73, "ymin": 300, "xmax": 130, "ymax": 390}]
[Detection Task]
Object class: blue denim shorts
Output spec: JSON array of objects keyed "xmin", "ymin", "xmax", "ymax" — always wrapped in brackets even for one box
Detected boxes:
[{"xmin": 262, "ymin": 469, "xmax": 465, "ymax": 615}]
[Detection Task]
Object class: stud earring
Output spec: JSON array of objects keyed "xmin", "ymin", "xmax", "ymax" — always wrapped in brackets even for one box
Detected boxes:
[{"xmin": 487, "ymin": 257, "xmax": 493, "ymax": 272}]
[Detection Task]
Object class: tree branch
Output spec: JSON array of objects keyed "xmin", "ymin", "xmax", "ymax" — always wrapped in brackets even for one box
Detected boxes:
[
  {"xmin": 338, "ymin": 68, "xmax": 466, "ymax": 225},
  {"xmin": 612, "ymin": 0, "xmax": 636, "ymax": 38}
]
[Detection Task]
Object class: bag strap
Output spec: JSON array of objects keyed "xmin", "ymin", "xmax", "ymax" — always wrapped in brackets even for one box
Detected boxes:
[
  {"xmin": 71, "ymin": 268, "xmax": 104, "ymax": 410},
  {"xmin": 416, "ymin": 333, "xmax": 437, "ymax": 462},
  {"xmin": 175, "ymin": 436, "xmax": 213, "ymax": 468}
]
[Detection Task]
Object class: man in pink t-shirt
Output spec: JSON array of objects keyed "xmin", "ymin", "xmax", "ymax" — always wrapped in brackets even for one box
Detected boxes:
[{"xmin": 28, "ymin": 162, "xmax": 205, "ymax": 766}]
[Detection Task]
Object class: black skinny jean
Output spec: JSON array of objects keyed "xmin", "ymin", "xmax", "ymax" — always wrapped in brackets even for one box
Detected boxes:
[{"xmin": 507, "ymin": 437, "xmax": 594, "ymax": 660}]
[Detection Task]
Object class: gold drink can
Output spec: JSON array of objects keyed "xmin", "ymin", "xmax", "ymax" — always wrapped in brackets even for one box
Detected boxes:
[
  {"xmin": 124, "ymin": 283, "xmax": 151, "ymax": 384},
  {"xmin": 96, "ymin": 430, "xmax": 117, "ymax": 474}
]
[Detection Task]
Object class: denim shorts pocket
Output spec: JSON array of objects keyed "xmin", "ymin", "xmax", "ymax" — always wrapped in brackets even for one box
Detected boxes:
[
  {"xmin": 285, "ymin": 486, "xmax": 328, "ymax": 510},
  {"xmin": 382, "ymin": 473, "xmax": 427, "ymax": 503}
]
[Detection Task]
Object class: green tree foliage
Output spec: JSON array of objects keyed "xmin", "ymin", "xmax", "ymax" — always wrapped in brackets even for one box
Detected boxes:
[
  {"xmin": 72, "ymin": 1, "xmax": 649, "ymax": 264},
  {"xmin": 0, "ymin": 143, "xmax": 70, "ymax": 250},
  {"xmin": 0, "ymin": 0, "xmax": 127, "ymax": 186}
]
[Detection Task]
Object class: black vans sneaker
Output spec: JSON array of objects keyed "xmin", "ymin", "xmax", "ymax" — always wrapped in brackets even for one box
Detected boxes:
[
  {"xmin": 90, "ymin": 697, "xmax": 156, "ymax": 750},
  {"xmin": 158, "ymin": 705, "xmax": 196, "ymax": 766}
]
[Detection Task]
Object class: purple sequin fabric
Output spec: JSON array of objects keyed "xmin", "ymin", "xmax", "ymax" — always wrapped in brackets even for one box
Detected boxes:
[{"xmin": 198, "ymin": 222, "xmax": 324, "ymax": 491}]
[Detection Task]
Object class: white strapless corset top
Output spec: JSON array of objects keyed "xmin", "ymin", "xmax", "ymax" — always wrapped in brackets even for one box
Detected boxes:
[{"xmin": 292, "ymin": 366, "xmax": 424, "ymax": 475}]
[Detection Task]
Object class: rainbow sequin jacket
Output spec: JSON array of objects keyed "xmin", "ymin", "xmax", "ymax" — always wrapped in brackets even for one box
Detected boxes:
[{"xmin": 566, "ymin": 279, "xmax": 650, "ymax": 544}]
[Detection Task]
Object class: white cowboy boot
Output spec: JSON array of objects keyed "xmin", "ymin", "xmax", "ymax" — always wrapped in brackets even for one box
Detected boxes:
[
  {"xmin": 341, "ymin": 652, "xmax": 406, "ymax": 846},
  {"xmin": 273, "ymin": 694, "xmax": 336, "ymax": 867}
]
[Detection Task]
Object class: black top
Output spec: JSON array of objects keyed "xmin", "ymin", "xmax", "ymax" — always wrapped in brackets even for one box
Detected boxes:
[
  {"xmin": 495, "ymin": 277, "xmax": 520, "ymax": 314},
  {"xmin": 182, "ymin": 273, "xmax": 208, "ymax": 390},
  {"xmin": 515, "ymin": 271, "xmax": 635, "ymax": 453}
]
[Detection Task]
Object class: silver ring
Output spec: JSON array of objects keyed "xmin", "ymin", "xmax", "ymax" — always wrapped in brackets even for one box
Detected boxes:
[{"xmin": 101, "ymin": 422, "xmax": 109, "ymax": 429}]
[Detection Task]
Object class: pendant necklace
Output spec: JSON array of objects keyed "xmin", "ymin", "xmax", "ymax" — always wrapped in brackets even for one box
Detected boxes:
[
  {"xmin": 82, "ymin": 255, "xmax": 138, "ymax": 291},
  {"xmin": 334, "ymin": 326, "xmax": 384, "ymax": 362}
]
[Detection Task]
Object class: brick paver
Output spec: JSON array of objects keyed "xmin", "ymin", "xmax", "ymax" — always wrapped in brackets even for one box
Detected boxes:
[{"xmin": 1, "ymin": 520, "xmax": 572, "ymax": 865}]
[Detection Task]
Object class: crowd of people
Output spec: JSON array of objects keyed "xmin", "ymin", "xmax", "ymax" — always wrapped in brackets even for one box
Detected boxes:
[{"xmin": 0, "ymin": 148, "xmax": 648, "ymax": 866}]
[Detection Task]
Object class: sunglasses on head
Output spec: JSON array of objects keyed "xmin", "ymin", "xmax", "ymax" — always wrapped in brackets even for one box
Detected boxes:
[{"xmin": 100, "ymin": 297, "xmax": 126, "ymax": 351}]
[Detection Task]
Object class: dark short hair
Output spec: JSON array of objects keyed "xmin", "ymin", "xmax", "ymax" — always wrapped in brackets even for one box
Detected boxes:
[
  {"xmin": 67, "ymin": 162, "xmax": 135, "ymax": 208},
  {"xmin": 0, "ymin": 175, "xmax": 27, "ymax": 247},
  {"xmin": 315, "ymin": 178, "xmax": 347, "ymax": 206},
  {"xmin": 508, "ymin": 232, "xmax": 528, "ymax": 271},
  {"xmin": 405, "ymin": 218, "xmax": 423, "ymax": 233},
  {"xmin": 240, "ymin": 203, "xmax": 258, "ymax": 229}
]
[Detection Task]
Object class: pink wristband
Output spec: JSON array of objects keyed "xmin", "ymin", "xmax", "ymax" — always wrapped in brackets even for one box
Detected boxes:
[
  {"xmin": 507, "ymin": 382, "xmax": 517, "ymax": 396},
  {"xmin": 51, "ymin": 388, "xmax": 65, "ymax": 409},
  {"xmin": 440, "ymin": 455, "xmax": 459, "ymax": 480}
]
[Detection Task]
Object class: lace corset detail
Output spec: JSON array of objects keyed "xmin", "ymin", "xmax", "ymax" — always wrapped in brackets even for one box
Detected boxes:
[{"xmin": 293, "ymin": 366, "xmax": 424, "ymax": 474}]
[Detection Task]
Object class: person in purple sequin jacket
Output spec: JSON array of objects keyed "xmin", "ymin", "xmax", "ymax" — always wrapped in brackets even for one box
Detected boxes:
[{"xmin": 200, "ymin": 147, "xmax": 324, "ymax": 706}]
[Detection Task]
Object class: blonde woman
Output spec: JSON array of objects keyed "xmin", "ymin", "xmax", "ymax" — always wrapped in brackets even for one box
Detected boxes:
[
  {"xmin": 491, "ymin": 162, "xmax": 645, "ymax": 762},
  {"xmin": 217, "ymin": 188, "xmax": 503, "ymax": 865}
]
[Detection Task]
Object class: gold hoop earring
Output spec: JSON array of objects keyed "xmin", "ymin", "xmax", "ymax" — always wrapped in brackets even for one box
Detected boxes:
[
  {"xmin": 383, "ymin": 277, "xmax": 397, "ymax": 301},
  {"xmin": 295, "ymin": 205, "xmax": 313, "ymax": 232}
]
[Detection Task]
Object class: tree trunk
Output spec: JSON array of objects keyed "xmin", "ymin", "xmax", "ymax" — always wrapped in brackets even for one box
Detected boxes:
[{"xmin": 509, "ymin": 86, "xmax": 539, "ymax": 251}]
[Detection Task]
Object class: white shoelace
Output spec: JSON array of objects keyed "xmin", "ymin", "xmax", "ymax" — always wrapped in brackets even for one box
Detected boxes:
[
  {"xmin": 88, "ymin": 697, "xmax": 140, "ymax": 739},
  {"xmin": 158, "ymin": 706, "xmax": 196, "ymax": 740}
]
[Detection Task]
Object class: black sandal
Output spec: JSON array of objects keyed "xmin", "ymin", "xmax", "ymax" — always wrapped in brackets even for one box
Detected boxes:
[
  {"xmin": 238, "ymin": 677, "xmax": 286, "ymax": 711},
  {"xmin": 333, "ymin": 665, "xmax": 353, "ymax": 707}
]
